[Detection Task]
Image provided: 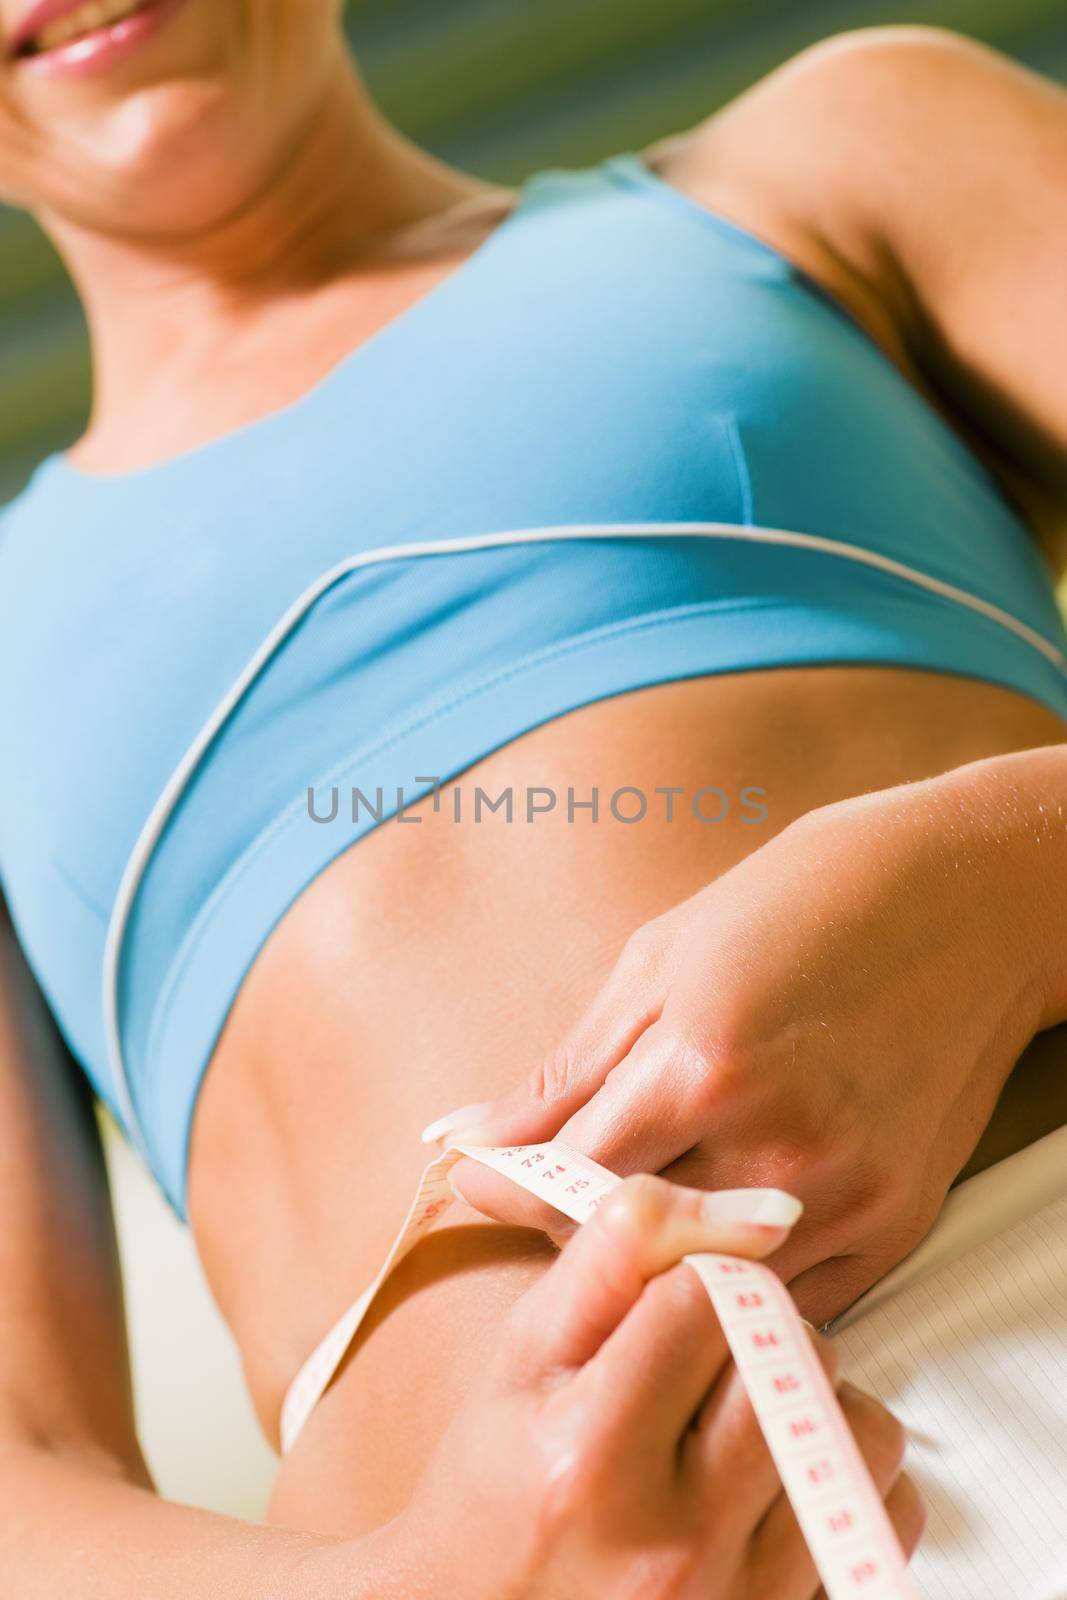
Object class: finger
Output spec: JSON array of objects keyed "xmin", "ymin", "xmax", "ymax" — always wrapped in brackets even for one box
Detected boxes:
[
  {"xmin": 884, "ymin": 1471, "xmax": 927, "ymax": 1560},
  {"xmin": 753, "ymin": 1475, "xmax": 923, "ymax": 1600},
  {"xmin": 660, "ymin": 1148, "xmax": 864, "ymax": 1289},
  {"xmin": 748, "ymin": 1382, "xmax": 912, "ymax": 1599},
  {"xmin": 682, "ymin": 1326, "xmax": 843, "ymax": 1533},
  {"xmin": 559, "ymin": 1018, "xmax": 711, "ymax": 1174},
  {"xmin": 539, "ymin": 918, "xmax": 676, "ymax": 1089},
  {"xmin": 451, "ymin": 1019, "xmax": 705, "ymax": 1233},
  {"xmin": 420, "ymin": 920, "xmax": 673, "ymax": 1154},
  {"xmin": 802, "ymin": 1476, "xmax": 925, "ymax": 1600},
  {"xmin": 446, "ymin": 1149, "xmax": 584, "ymax": 1241},
  {"xmin": 502, "ymin": 1174, "xmax": 801, "ymax": 1383},
  {"xmin": 786, "ymin": 1252, "xmax": 896, "ymax": 1327},
  {"xmin": 839, "ymin": 1380, "xmax": 908, "ymax": 1494},
  {"xmin": 572, "ymin": 1260, "xmax": 731, "ymax": 1451}
]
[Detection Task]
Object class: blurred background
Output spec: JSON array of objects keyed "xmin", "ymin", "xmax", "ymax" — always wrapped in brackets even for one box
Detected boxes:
[
  {"xmin": 3, "ymin": 0, "xmax": 1067, "ymax": 1523},
  {"xmin": 4, "ymin": 0, "xmax": 1067, "ymax": 500}
]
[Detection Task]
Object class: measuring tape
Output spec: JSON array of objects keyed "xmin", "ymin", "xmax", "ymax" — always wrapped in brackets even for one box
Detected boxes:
[{"xmin": 281, "ymin": 1140, "xmax": 918, "ymax": 1600}]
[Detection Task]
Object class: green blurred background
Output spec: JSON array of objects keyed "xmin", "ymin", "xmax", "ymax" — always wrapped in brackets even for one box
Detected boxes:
[{"xmin": 3, "ymin": 0, "xmax": 1067, "ymax": 502}]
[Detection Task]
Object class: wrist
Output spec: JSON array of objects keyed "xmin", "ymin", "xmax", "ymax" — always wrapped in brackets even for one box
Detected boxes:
[
  {"xmin": 919, "ymin": 743, "xmax": 1067, "ymax": 1032},
  {"xmin": 290, "ymin": 1519, "xmax": 433, "ymax": 1600}
]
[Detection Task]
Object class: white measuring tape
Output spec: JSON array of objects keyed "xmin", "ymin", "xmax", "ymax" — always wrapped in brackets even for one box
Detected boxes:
[{"xmin": 281, "ymin": 1140, "xmax": 918, "ymax": 1600}]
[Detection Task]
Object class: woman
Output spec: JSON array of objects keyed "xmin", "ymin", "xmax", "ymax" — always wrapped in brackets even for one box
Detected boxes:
[{"xmin": 0, "ymin": 2, "xmax": 1065, "ymax": 1591}]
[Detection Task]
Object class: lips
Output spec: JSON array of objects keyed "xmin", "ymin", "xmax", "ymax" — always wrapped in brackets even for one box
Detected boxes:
[
  {"xmin": 7, "ymin": 0, "xmax": 188, "ymax": 76},
  {"xmin": 8, "ymin": 0, "xmax": 157, "ymax": 58}
]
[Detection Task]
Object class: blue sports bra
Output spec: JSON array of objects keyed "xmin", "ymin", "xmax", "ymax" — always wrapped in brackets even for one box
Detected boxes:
[{"xmin": 2, "ymin": 152, "xmax": 1065, "ymax": 1214}]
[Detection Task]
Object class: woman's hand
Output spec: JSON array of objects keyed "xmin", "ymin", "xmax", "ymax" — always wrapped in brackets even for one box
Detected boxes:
[
  {"xmin": 430, "ymin": 754, "xmax": 1065, "ymax": 1324},
  {"xmin": 377, "ymin": 1174, "xmax": 923, "ymax": 1600}
]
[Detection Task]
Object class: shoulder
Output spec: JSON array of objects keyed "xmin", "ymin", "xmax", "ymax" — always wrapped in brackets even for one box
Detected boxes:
[
  {"xmin": 737, "ymin": 22, "xmax": 1010, "ymax": 99},
  {"xmin": 639, "ymin": 28, "xmax": 1062, "ymax": 396},
  {"xmin": 675, "ymin": 25, "xmax": 1040, "ymax": 200},
  {"xmin": 643, "ymin": 27, "xmax": 1051, "ymax": 347},
  {"xmin": 647, "ymin": 28, "xmax": 1067, "ymax": 565}
]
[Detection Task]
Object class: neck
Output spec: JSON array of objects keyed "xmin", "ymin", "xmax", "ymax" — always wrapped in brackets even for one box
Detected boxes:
[{"xmin": 40, "ymin": 56, "xmax": 488, "ymax": 469}]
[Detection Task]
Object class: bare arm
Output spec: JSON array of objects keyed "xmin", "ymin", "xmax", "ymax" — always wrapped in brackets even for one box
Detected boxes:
[
  {"xmin": 0, "ymin": 899, "xmax": 398, "ymax": 1599},
  {"xmin": 689, "ymin": 25, "xmax": 1067, "ymax": 565}
]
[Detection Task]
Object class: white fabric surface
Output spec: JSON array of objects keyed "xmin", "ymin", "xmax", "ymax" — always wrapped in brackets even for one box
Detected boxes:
[{"xmin": 833, "ymin": 1123, "xmax": 1067, "ymax": 1598}]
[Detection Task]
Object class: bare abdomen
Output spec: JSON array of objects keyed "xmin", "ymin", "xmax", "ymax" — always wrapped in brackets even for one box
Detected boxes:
[{"xmin": 183, "ymin": 665, "xmax": 1066, "ymax": 1529}]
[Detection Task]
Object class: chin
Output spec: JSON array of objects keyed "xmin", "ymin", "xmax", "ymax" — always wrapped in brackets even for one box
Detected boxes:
[{"xmin": 46, "ymin": 83, "xmax": 283, "ymax": 235}]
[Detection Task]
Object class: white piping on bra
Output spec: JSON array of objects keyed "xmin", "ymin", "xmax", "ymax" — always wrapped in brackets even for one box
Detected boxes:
[{"xmin": 99, "ymin": 519, "xmax": 1067, "ymax": 1158}]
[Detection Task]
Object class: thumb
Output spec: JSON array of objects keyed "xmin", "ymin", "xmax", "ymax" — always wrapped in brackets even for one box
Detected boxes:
[{"xmin": 419, "ymin": 1084, "xmax": 561, "ymax": 1154}]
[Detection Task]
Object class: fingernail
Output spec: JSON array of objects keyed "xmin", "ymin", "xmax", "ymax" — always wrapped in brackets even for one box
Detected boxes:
[
  {"xmin": 420, "ymin": 1101, "xmax": 497, "ymax": 1145},
  {"xmin": 700, "ymin": 1188, "xmax": 804, "ymax": 1230}
]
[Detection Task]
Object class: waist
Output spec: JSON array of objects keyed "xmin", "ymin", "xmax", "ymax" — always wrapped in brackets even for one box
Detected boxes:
[
  {"xmin": 104, "ymin": 527, "xmax": 1067, "ymax": 1213},
  {"xmin": 182, "ymin": 666, "xmax": 1067, "ymax": 1436}
]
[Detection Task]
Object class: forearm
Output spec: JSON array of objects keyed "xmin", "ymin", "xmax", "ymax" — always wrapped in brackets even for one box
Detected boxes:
[
  {"xmin": 907, "ymin": 740, "xmax": 1067, "ymax": 1030},
  {"xmin": 0, "ymin": 1441, "xmax": 410, "ymax": 1600}
]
